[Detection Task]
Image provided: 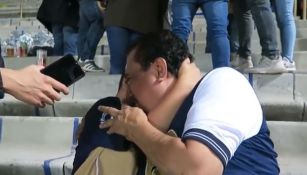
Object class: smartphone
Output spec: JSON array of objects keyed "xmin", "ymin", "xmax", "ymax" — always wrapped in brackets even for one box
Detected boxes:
[{"xmin": 40, "ymin": 54, "xmax": 85, "ymax": 87}]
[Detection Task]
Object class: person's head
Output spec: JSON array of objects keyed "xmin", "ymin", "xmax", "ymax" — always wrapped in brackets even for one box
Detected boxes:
[
  {"xmin": 116, "ymin": 73, "xmax": 137, "ymax": 106},
  {"xmin": 124, "ymin": 30, "xmax": 194, "ymax": 112}
]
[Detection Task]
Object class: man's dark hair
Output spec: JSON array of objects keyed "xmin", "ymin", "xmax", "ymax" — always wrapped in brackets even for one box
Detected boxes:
[{"xmin": 127, "ymin": 30, "xmax": 194, "ymax": 77}]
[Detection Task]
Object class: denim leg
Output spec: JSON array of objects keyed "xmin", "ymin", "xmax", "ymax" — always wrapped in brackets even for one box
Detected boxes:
[
  {"xmin": 233, "ymin": 0, "xmax": 253, "ymax": 58},
  {"xmin": 86, "ymin": 17, "xmax": 104, "ymax": 61},
  {"xmin": 128, "ymin": 32, "xmax": 141, "ymax": 45},
  {"xmin": 247, "ymin": 0, "xmax": 279, "ymax": 58},
  {"xmin": 171, "ymin": 0, "xmax": 198, "ymax": 42},
  {"xmin": 63, "ymin": 26, "xmax": 78, "ymax": 56},
  {"xmin": 106, "ymin": 27, "xmax": 141, "ymax": 74},
  {"xmin": 78, "ymin": 2, "xmax": 90, "ymax": 60},
  {"xmin": 78, "ymin": 1, "xmax": 104, "ymax": 61},
  {"xmin": 228, "ymin": 14, "xmax": 239, "ymax": 53},
  {"xmin": 52, "ymin": 24, "xmax": 64, "ymax": 56},
  {"xmin": 273, "ymin": 0, "xmax": 296, "ymax": 61},
  {"xmin": 201, "ymin": 0, "xmax": 230, "ymax": 68}
]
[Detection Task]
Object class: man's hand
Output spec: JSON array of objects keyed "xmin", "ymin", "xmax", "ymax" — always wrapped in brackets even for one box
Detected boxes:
[
  {"xmin": 1, "ymin": 65, "xmax": 69, "ymax": 107},
  {"xmin": 99, "ymin": 105, "xmax": 148, "ymax": 141}
]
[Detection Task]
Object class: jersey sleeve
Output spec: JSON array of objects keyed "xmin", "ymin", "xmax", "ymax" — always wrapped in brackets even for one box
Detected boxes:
[{"xmin": 182, "ymin": 68, "xmax": 263, "ymax": 167}]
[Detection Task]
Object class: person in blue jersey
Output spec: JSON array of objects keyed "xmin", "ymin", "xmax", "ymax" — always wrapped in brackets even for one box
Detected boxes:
[{"xmin": 99, "ymin": 30, "xmax": 280, "ymax": 175}]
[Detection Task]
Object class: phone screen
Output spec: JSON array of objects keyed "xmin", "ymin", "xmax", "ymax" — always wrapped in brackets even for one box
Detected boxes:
[{"xmin": 40, "ymin": 54, "xmax": 85, "ymax": 86}]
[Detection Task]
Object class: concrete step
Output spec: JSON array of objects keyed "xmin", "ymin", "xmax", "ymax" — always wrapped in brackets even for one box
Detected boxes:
[
  {"xmin": 3, "ymin": 50, "xmax": 307, "ymax": 73},
  {"xmin": 0, "ymin": 117, "xmax": 305, "ymax": 174},
  {"xmin": 194, "ymin": 52, "xmax": 307, "ymax": 73},
  {"xmin": 188, "ymin": 37, "xmax": 307, "ymax": 55},
  {"xmin": 0, "ymin": 70, "xmax": 306, "ymax": 121},
  {"xmin": 296, "ymin": 19, "xmax": 307, "ymax": 28},
  {"xmin": 0, "ymin": 116, "xmax": 78, "ymax": 175},
  {"xmin": 268, "ymin": 121, "xmax": 307, "ymax": 175}
]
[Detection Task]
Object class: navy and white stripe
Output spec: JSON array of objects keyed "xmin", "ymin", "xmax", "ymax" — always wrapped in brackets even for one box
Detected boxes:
[{"xmin": 183, "ymin": 128, "xmax": 231, "ymax": 167}]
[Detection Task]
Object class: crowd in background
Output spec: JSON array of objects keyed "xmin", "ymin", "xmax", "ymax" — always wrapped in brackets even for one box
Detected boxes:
[{"xmin": 36, "ymin": 0, "xmax": 297, "ymax": 74}]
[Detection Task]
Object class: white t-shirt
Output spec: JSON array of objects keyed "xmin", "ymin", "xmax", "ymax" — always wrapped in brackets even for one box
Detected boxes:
[{"xmin": 183, "ymin": 67, "xmax": 263, "ymax": 165}]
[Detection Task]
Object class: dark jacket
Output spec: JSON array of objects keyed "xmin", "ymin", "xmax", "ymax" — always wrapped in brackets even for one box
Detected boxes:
[
  {"xmin": 72, "ymin": 97, "xmax": 130, "ymax": 174},
  {"xmin": 37, "ymin": 0, "xmax": 79, "ymax": 32},
  {"xmin": 104, "ymin": 0, "xmax": 169, "ymax": 34}
]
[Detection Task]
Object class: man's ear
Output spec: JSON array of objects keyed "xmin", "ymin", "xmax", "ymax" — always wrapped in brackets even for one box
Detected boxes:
[{"xmin": 153, "ymin": 57, "xmax": 167, "ymax": 80}]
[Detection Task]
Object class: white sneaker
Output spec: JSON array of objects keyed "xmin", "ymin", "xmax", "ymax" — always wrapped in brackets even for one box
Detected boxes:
[
  {"xmin": 80, "ymin": 60, "xmax": 105, "ymax": 72},
  {"xmin": 231, "ymin": 55, "xmax": 253, "ymax": 72},
  {"xmin": 282, "ymin": 57, "xmax": 296, "ymax": 72},
  {"xmin": 248, "ymin": 56, "xmax": 287, "ymax": 74},
  {"xmin": 230, "ymin": 53, "xmax": 237, "ymax": 63}
]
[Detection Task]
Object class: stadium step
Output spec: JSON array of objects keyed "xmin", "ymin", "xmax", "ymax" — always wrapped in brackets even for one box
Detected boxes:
[
  {"xmin": 0, "ymin": 69, "xmax": 306, "ymax": 121},
  {"xmin": 0, "ymin": 117, "xmax": 305, "ymax": 175}
]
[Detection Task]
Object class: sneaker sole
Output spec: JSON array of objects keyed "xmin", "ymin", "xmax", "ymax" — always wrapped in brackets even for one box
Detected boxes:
[
  {"xmin": 82, "ymin": 68, "xmax": 105, "ymax": 72},
  {"xmin": 245, "ymin": 67, "xmax": 287, "ymax": 74}
]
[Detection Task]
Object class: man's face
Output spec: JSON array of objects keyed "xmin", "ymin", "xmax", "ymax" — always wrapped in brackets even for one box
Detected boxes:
[{"xmin": 125, "ymin": 49, "xmax": 167, "ymax": 112}]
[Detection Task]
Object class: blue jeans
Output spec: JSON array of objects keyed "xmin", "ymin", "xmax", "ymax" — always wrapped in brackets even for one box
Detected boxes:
[
  {"xmin": 52, "ymin": 24, "xmax": 78, "ymax": 56},
  {"xmin": 233, "ymin": 0, "xmax": 253, "ymax": 58},
  {"xmin": 228, "ymin": 14, "xmax": 239, "ymax": 53},
  {"xmin": 106, "ymin": 27, "xmax": 141, "ymax": 74},
  {"xmin": 235, "ymin": 0, "xmax": 279, "ymax": 59},
  {"xmin": 272, "ymin": 0, "xmax": 296, "ymax": 61},
  {"xmin": 78, "ymin": 0, "xmax": 105, "ymax": 61},
  {"xmin": 171, "ymin": 0, "xmax": 230, "ymax": 68}
]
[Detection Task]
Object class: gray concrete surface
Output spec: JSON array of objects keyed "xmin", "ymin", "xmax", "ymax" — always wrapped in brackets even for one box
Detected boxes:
[
  {"xmin": 0, "ymin": 12, "xmax": 306, "ymax": 175},
  {"xmin": 0, "ymin": 116, "xmax": 77, "ymax": 175},
  {"xmin": 73, "ymin": 73, "xmax": 120, "ymax": 99},
  {"xmin": 269, "ymin": 121, "xmax": 307, "ymax": 175},
  {"xmin": 0, "ymin": 72, "xmax": 306, "ymax": 121},
  {"xmin": 0, "ymin": 117, "xmax": 305, "ymax": 175}
]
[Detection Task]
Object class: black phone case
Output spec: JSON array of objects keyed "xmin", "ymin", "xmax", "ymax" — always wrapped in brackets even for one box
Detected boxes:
[{"xmin": 40, "ymin": 54, "xmax": 85, "ymax": 86}]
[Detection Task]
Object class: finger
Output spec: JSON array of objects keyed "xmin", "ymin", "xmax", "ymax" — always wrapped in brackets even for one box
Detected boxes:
[
  {"xmin": 98, "ymin": 106, "xmax": 121, "ymax": 117},
  {"xmin": 43, "ymin": 86, "xmax": 62, "ymax": 101},
  {"xmin": 45, "ymin": 76, "xmax": 69, "ymax": 95},
  {"xmin": 39, "ymin": 102, "xmax": 46, "ymax": 108},
  {"xmin": 121, "ymin": 104, "xmax": 130, "ymax": 110},
  {"xmin": 39, "ymin": 92, "xmax": 54, "ymax": 105},
  {"xmin": 99, "ymin": 118, "xmax": 114, "ymax": 129},
  {"xmin": 34, "ymin": 65, "xmax": 45, "ymax": 70},
  {"xmin": 107, "ymin": 127, "xmax": 116, "ymax": 135},
  {"xmin": 31, "ymin": 64, "xmax": 44, "ymax": 70},
  {"xmin": 31, "ymin": 98, "xmax": 44, "ymax": 107}
]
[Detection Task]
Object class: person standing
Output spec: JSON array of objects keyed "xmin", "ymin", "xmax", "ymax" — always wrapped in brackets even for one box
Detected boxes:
[
  {"xmin": 77, "ymin": 0, "xmax": 106, "ymax": 72},
  {"xmin": 37, "ymin": 0, "xmax": 79, "ymax": 56},
  {"xmin": 272, "ymin": 0, "xmax": 296, "ymax": 72},
  {"xmin": 171, "ymin": 0, "xmax": 230, "ymax": 68},
  {"xmin": 232, "ymin": 0, "xmax": 287, "ymax": 73},
  {"xmin": 104, "ymin": 0, "xmax": 168, "ymax": 74}
]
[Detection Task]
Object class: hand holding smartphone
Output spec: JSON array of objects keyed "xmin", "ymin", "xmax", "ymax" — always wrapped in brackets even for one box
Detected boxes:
[{"xmin": 40, "ymin": 54, "xmax": 85, "ymax": 87}]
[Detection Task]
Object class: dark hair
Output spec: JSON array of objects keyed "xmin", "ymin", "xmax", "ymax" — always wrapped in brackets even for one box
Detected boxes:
[{"xmin": 127, "ymin": 30, "xmax": 194, "ymax": 77}]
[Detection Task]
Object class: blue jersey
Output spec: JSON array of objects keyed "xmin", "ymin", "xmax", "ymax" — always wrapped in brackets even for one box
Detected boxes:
[{"xmin": 141, "ymin": 68, "xmax": 279, "ymax": 175}]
